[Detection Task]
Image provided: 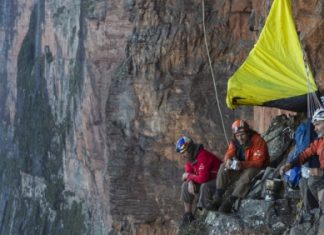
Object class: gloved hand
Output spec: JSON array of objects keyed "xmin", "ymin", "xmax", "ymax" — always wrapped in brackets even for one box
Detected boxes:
[{"xmin": 225, "ymin": 159, "xmax": 232, "ymax": 169}]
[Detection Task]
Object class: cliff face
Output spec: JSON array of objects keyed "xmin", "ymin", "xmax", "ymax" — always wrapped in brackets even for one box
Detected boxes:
[
  {"xmin": 0, "ymin": 0, "xmax": 323, "ymax": 234},
  {"xmin": 0, "ymin": 0, "xmax": 133, "ymax": 234}
]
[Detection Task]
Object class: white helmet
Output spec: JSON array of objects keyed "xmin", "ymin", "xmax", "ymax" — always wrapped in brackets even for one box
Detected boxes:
[{"xmin": 312, "ymin": 108, "xmax": 324, "ymax": 123}]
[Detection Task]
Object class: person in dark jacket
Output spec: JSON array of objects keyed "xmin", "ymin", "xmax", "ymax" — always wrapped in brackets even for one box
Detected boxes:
[
  {"xmin": 212, "ymin": 120, "xmax": 270, "ymax": 213},
  {"xmin": 176, "ymin": 136, "xmax": 222, "ymax": 227}
]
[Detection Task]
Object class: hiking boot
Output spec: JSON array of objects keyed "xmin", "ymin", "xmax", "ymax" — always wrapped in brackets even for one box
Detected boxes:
[
  {"xmin": 209, "ymin": 195, "xmax": 223, "ymax": 210},
  {"xmin": 180, "ymin": 212, "xmax": 195, "ymax": 228},
  {"xmin": 204, "ymin": 202, "xmax": 219, "ymax": 211},
  {"xmin": 219, "ymin": 198, "xmax": 233, "ymax": 213}
]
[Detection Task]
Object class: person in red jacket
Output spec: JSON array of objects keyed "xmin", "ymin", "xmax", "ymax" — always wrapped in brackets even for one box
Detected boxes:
[
  {"xmin": 212, "ymin": 120, "xmax": 269, "ymax": 213},
  {"xmin": 281, "ymin": 108, "xmax": 324, "ymax": 208},
  {"xmin": 176, "ymin": 136, "xmax": 222, "ymax": 227}
]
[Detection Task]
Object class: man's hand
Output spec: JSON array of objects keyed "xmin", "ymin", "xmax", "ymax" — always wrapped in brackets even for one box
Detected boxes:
[
  {"xmin": 225, "ymin": 158, "xmax": 241, "ymax": 170},
  {"xmin": 188, "ymin": 181, "xmax": 196, "ymax": 195},
  {"xmin": 182, "ymin": 172, "xmax": 189, "ymax": 181},
  {"xmin": 225, "ymin": 159, "xmax": 232, "ymax": 169},
  {"xmin": 280, "ymin": 163, "xmax": 292, "ymax": 176}
]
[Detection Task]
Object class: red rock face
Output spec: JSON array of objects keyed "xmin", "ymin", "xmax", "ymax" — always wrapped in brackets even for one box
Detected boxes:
[
  {"xmin": 106, "ymin": 0, "xmax": 323, "ymax": 233},
  {"xmin": 294, "ymin": 0, "xmax": 324, "ymax": 92},
  {"xmin": 0, "ymin": 0, "xmax": 323, "ymax": 234}
]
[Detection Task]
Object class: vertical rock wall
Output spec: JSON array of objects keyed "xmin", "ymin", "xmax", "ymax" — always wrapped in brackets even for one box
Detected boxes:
[
  {"xmin": 0, "ymin": 0, "xmax": 133, "ymax": 234},
  {"xmin": 0, "ymin": 0, "xmax": 322, "ymax": 234}
]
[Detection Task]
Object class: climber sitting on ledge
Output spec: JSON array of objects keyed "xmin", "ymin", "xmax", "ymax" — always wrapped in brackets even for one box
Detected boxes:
[
  {"xmin": 176, "ymin": 135, "xmax": 222, "ymax": 227},
  {"xmin": 212, "ymin": 120, "xmax": 270, "ymax": 213},
  {"xmin": 281, "ymin": 108, "xmax": 324, "ymax": 209}
]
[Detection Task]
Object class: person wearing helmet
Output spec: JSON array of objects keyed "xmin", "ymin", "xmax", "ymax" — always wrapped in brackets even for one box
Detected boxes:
[
  {"xmin": 281, "ymin": 108, "xmax": 324, "ymax": 208},
  {"xmin": 176, "ymin": 135, "xmax": 222, "ymax": 227},
  {"xmin": 211, "ymin": 119, "xmax": 269, "ymax": 213}
]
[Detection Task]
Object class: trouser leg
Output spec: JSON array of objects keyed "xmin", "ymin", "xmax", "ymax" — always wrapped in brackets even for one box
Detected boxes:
[
  {"xmin": 181, "ymin": 181, "xmax": 195, "ymax": 204},
  {"xmin": 197, "ymin": 179, "xmax": 216, "ymax": 209},
  {"xmin": 232, "ymin": 167, "xmax": 260, "ymax": 198},
  {"xmin": 299, "ymin": 177, "xmax": 318, "ymax": 211},
  {"xmin": 308, "ymin": 176, "xmax": 324, "ymax": 205},
  {"xmin": 216, "ymin": 163, "xmax": 242, "ymax": 190}
]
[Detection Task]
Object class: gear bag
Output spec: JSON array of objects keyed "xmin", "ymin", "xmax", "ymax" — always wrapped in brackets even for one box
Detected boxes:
[{"xmin": 284, "ymin": 119, "xmax": 317, "ymax": 188}]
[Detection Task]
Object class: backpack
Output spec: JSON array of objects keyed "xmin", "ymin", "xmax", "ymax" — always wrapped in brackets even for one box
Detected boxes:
[{"xmin": 284, "ymin": 119, "xmax": 317, "ymax": 188}]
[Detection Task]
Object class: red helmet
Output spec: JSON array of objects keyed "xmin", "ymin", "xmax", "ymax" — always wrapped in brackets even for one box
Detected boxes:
[{"xmin": 231, "ymin": 120, "xmax": 249, "ymax": 134}]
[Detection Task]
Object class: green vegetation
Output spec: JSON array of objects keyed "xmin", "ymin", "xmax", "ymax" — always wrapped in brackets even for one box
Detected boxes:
[
  {"xmin": 84, "ymin": 0, "xmax": 96, "ymax": 15},
  {"xmin": 58, "ymin": 201, "xmax": 86, "ymax": 235},
  {"xmin": 52, "ymin": 6, "xmax": 66, "ymax": 27}
]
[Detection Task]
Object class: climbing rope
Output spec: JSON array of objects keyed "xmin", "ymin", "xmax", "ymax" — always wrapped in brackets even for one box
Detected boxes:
[
  {"xmin": 303, "ymin": 48, "xmax": 322, "ymax": 118},
  {"xmin": 201, "ymin": 0, "xmax": 229, "ymax": 145}
]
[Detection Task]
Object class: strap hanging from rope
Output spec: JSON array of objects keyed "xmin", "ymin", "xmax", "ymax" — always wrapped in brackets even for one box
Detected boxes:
[{"xmin": 202, "ymin": 0, "xmax": 229, "ymax": 145}]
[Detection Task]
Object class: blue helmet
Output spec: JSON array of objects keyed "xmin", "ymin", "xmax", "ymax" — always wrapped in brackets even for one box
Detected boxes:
[{"xmin": 176, "ymin": 136, "xmax": 193, "ymax": 153}]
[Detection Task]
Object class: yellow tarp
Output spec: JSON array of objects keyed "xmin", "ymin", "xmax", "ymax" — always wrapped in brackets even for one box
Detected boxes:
[{"xmin": 226, "ymin": 0, "xmax": 317, "ymax": 111}]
